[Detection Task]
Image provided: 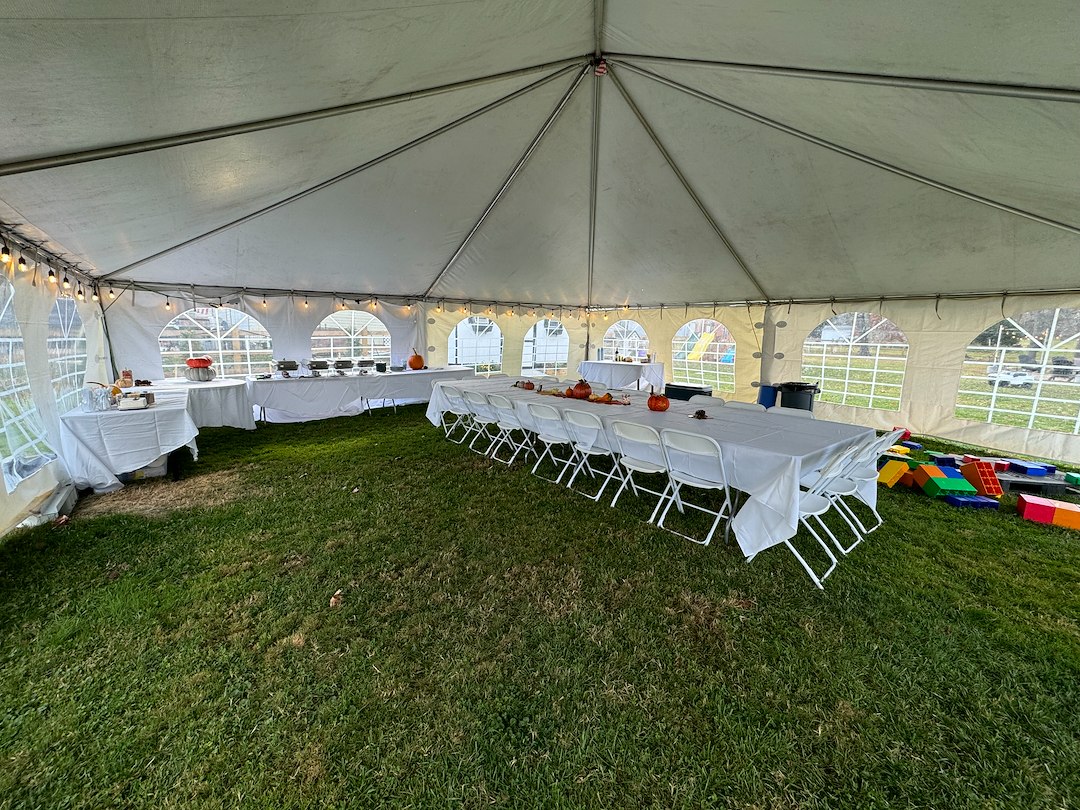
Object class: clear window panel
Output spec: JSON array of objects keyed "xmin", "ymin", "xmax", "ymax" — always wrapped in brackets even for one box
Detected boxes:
[
  {"xmin": 448, "ymin": 317, "xmax": 503, "ymax": 373},
  {"xmin": 158, "ymin": 307, "xmax": 274, "ymax": 378},
  {"xmin": 521, "ymin": 319, "xmax": 568, "ymax": 377},
  {"xmin": 602, "ymin": 319, "xmax": 649, "ymax": 360},
  {"xmin": 671, "ymin": 319, "xmax": 736, "ymax": 393},
  {"xmin": 802, "ymin": 312, "xmax": 909, "ymax": 411},
  {"xmin": 310, "ymin": 310, "xmax": 392, "ymax": 362}
]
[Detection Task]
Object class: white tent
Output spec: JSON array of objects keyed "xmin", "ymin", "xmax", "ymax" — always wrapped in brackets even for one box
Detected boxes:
[{"xmin": 1, "ymin": 1, "xmax": 1079, "ymax": 529}]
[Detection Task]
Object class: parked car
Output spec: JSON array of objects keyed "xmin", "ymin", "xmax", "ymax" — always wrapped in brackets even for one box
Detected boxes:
[{"xmin": 987, "ymin": 369, "xmax": 1036, "ymax": 388}]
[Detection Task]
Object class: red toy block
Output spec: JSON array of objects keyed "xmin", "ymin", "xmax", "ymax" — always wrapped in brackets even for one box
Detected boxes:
[
  {"xmin": 1052, "ymin": 502, "xmax": 1080, "ymax": 530},
  {"xmin": 912, "ymin": 465, "xmax": 945, "ymax": 488},
  {"xmin": 1017, "ymin": 494, "xmax": 1057, "ymax": 524},
  {"xmin": 991, "ymin": 459, "xmax": 1010, "ymax": 472},
  {"xmin": 892, "ymin": 426, "xmax": 912, "ymax": 443},
  {"xmin": 877, "ymin": 460, "xmax": 908, "ymax": 488},
  {"xmin": 960, "ymin": 461, "xmax": 1003, "ymax": 498}
]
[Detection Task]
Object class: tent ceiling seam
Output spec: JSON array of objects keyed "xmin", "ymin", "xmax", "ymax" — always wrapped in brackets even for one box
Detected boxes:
[
  {"xmin": 607, "ymin": 67, "xmax": 771, "ymax": 301},
  {"xmin": 613, "ymin": 60, "xmax": 1080, "ymax": 239},
  {"xmin": 423, "ymin": 64, "xmax": 591, "ymax": 299},
  {"xmin": 607, "ymin": 52, "xmax": 1080, "ymax": 103},
  {"xmin": 586, "ymin": 72, "xmax": 601, "ymax": 312},
  {"xmin": 96, "ymin": 63, "xmax": 583, "ymax": 283},
  {"xmin": 593, "ymin": 0, "xmax": 605, "ymax": 57},
  {"xmin": 0, "ymin": 55, "xmax": 591, "ymax": 178}
]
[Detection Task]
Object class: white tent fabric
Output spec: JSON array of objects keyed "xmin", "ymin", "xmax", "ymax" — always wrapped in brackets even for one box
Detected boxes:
[{"xmin": 1, "ymin": 2, "xmax": 1079, "ymax": 528}]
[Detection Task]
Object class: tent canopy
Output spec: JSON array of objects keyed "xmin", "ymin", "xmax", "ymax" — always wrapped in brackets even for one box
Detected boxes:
[{"xmin": 1, "ymin": 1, "xmax": 1078, "ymax": 307}]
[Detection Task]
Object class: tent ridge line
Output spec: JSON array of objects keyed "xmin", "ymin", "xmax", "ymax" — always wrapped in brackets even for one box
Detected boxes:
[
  {"xmin": 586, "ymin": 71, "xmax": 602, "ymax": 312},
  {"xmin": 608, "ymin": 52, "xmax": 1080, "ymax": 103},
  {"xmin": 614, "ymin": 60, "xmax": 1080, "ymax": 239},
  {"xmin": 0, "ymin": 55, "xmax": 592, "ymax": 178},
  {"xmin": 96, "ymin": 63, "xmax": 585, "ymax": 283},
  {"xmin": 423, "ymin": 65, "xmax": 591, "ymax": 299},
  {"xmin": 607, "ymin": 67, "xmax": 771, "ymax": 301},
  {"xmin": 593, "ymin": 0, "xmax": 605, "ymax": 57}
]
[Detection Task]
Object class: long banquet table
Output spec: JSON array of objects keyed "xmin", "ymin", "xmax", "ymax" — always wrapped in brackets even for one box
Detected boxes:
[
  {"xmin": 247, "ymin": 366, "xmax": 474, "ymax": 422},
  {"xmin": 578, "ymin": 360, "xmax": 665, "ymax": 390},
  {"xmin": 59, "ymin": 390, "xmax": 199, "ymax": 493},
  {"xmin": 427, "ymin": 378, "xmax": 875, "ymax": 559},
  {"xmin": 130, "ymin": 378, "xmax": 256, "ymax": 430}
]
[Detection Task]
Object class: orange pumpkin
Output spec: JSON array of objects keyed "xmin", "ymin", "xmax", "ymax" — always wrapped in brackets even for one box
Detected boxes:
[
  {"xmin": 647, "ymin": 387, "xmax": 670, "ymax": 412},
  {"xmin": 572, "ymin": 379, "xmax": 592, "ymax": 400},
  {"xmin": 522, "ymin": 380, "xmax": 535, "ymax": 390},
  {"xmin": 565, "ymin": 387, "xmax": 575, "ymax": 398},
  {"xmin": 407, "ymin": 348, "xmax": 425, "ymax": 370}
]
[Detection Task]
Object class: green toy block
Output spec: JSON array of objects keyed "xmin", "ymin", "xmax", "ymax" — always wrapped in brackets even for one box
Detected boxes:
[
  {"xmin": 1065, "ymin": 472, "xmax": 1080, "ymax": 486},
  {"xmin": 921, "ymin": 476, "xmax": 978, "ymax": 498}
]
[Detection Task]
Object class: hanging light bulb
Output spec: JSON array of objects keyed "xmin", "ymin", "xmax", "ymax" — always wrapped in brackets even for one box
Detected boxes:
[
  {"xmin": 17, "ymin": 256, "xmax": 28, "ymax": 273},
  {"xmin": 461, "ymin": 304, "xmax": 467, "ymax": 314},
  {"xmin": 91, "ymin": 287, "xmax": 99, "ymax": 302},
  {"xmin": 62, "ymin": 274, "xmax": 71, "ymax": 290},
  {"xmin": 603, "ymin": 312, "xmax": 609, "ymax": 321},
  {"xmin": 405, "ymin": 302, "xmax": 411, "ymax": 312},
  {"xmin": 76, "ymin": 286, "xmax": 85, "ymax": 301},
  {"xmin": 435, "ymin": 301, "xmax": 443, "ymax": 313},
  {"xmin": 303, "ymin": 295, "xmax": 309, "ymax": 308},
  {"xmin": 165, "ymin": 296, "xmax": 172, "ymax": 310},
  {"xmin": 108, "ymin": 287, "xmax": 115, "ymax": 300},
  {"xmin": 0, "ymin": 243, "xmax": 10, "ymax": 264},
  {"xmin": 369, "ymin": 297, "xmax": 377, "ymax": 310},
  {"xmin": 507, "ymin": 307, "xmax": 514, "ymax": 317},
  {"xmin": 528, "ymin": 308, "xmax": 535, "ymax": 317},
  {"xmin": 48, "ymin": 268, "xmax": 57, "ymax": 285},
  {"xmin": 262, "ymin": 297, "xmax": 267, "ymax": 309}
]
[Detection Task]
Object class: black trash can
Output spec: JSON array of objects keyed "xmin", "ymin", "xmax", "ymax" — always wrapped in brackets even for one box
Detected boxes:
[
  {"xmin": 665, "ymin": 383, "xmax": 712, "ymax": 401},
  {"xmin": 777, "ymin": 381, "xmax": 820, "ymax": 411}
]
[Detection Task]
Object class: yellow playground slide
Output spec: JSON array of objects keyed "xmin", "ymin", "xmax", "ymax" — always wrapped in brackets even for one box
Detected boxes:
[{"xmin": 687, "ymin": 332, "xmax": 715, "ymax": 361}]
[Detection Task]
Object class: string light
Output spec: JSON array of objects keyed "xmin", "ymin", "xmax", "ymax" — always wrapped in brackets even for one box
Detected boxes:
[
  {"xmin": 303, "ymin": 295, "xmax": 309, "ymax": 308},
  {"xmin": 76, "ymin": 286, "xmax": 85, "ymax": 301},
  {"xmin": 262, "ymin": 296, "xmax": 267, "ymax": 309},
  {"xmin": 461, "ymin": 304, "xmax": 467, "ymax": 314},
  {"xmin": 165, "ymin": 296, "xmax": 172, "ymax": 310},
  {"xmin": 603, "ymin": 312, "xmax": 609, "ymax": 320},
  {"xmin": 435, "ymin": 301, "xmax": 443, "ymax": 313},
  {"xmin": 528, "ymin": 308, "xmax": 535, "ymax": 317},
  {"xmin": 17, "ymin": 256, "xmax": 28, "ymax": 273},
  {"xmin": 62, "ymin": 274, "xmax": 71, "ymax": 290},
  {"xmin": 91, "ymin": 287, "xmax": 99, "ymax": 302},
  {"xmin": 108, "ymin": 287, "xmax": 115, "ymax": 300},
  {"xmin": 48, "ymin": 268, "xmax": 57, "ymax": 285},
  {"xmin": 0, "ymin": 243, "xmax": 9, "ymax": 264},
  {"xmin": 369, "ymin": 297, "xmax": 377, "ymax": 310}
]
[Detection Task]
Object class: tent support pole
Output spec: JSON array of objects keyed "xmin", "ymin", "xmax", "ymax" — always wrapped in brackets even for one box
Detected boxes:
[
  {"xmin": 593, "ymin": 0, "xmax": 605, "ymax": 57},
  {"xmin": 585, "ymin": 69, "xmax": 602, "ymax": 359},
  {"xmin": 608, "ymin": 69, "xmax": 770, "ymax": 301},
  {"xmin": 605, "ymin": 53, "xmax": 1080, "ymax": 104},
  {"xmin": 97, "ymin": 63, "xmax": 585, "ymax": 283},
  {"xmin": 423, "ymin": 65, "xmax": 590, "ymax": 298},
  {"xmin": 613, "ymin": 60, "xmax": 1080, "ymax": 238},
  {"xmin": 0, "ymin": 56, "xmax": 590, "ymax": 178}
]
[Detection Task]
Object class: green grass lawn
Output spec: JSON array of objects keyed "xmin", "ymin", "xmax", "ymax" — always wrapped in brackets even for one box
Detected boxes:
[{"xmin": 1, "ymin": 408, "xmax": 1078, "ymax": 808}]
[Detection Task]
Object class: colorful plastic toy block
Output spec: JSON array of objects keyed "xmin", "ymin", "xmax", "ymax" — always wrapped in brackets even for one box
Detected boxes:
[
  {"xmin": 888, "ymin": 445, "xmax": 911, "ymax": 455},
  {"xmin": 1009, "ymin": 461, "xmax": 1047, "ymax": 476},
  {"xmin": 901, "ymin": 441, "xmax": 923, "ymax": 451},
  {"xmin": 991, "ymin": 459, "xmax": 1010, "ymax": 472},
  {"xmin": 877, "ymin": 460, "xmax": 909, "ymax": 488},
  {"xmin": 1066, "ymin": 472, "xmax": 1080, "ymax": 486},
  {"xmin": 899, "ymin": 471, "xmax": 915, "ymax": 488},
  {"xmin": 943, "ymin": 495, "xmax": 1000, "ymax": 509},
  {"xmin": 1016, "ymin": 494, "xmax": 1058, "ymax": 524},
  {"xmin": 921, "ymin": 477, "xmax": 977, "ymax": 498},
  {"xmin": 960, "ymin": 461, "xmax": 1003, "ymax": 497},
  {"xmin": 1053, "ymin": 502, "xmax": 1080, "ymax": 530},
  {"xmin": 927, "ymin": 452, "xmax": 963, "ymax": 467},
  {"xmin": 940, "ymin": 467, "xmax": 964, "ymax": 479},
  {"xmin": 912, "ymin": 465, "xmax": 944, "ymax": 489},
  {"xmin": 1040, "ymin": 464, "xmax": 1057, "ymax": 475},
  {"xmin": 893, "ymin": 426, "xmax": 912, "ymax": 442}
]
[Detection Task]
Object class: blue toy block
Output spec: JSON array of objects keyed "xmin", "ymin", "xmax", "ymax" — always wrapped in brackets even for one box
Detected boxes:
[
  {"xmin": 1040, "ymin": 464, "xmax": 1057, "ymax": 475},
  {"xmin": 1009, "ymin": 461, "xmax": 1047, "ymax": 476},
  {"xmin": 944, "ymin": 495, "xmax": 1000, "ymax": 509},
  {"xmin": 901, "ymin": 441, "xmax": 923, "ymax": 450},
  {"xmin": 929, "ymin": 453, "xmax": 963, "ymax": 467},
  {"xmin": 940, "ymin": 467, "xmax": 964, "ymax": 479}
]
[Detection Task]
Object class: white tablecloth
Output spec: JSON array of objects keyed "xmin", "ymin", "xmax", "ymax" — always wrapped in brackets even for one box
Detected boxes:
[
  {"xmin": 427, "ymin": 378, "xmax": 875, "ymax": 558},
  {"xmin": 246, "ymin": 367, "xmax": 475, "ymax": 422},
  {"xmin": 59, "ymin": 391, "xmax": 199, "ymax": 494},
  {"xmin": 578, "ymin": 360, "xmax": 665, "ymax": 390},
  {"xmin": 132, "ymin": 378, "xmax": 256, "ymax": 430}
]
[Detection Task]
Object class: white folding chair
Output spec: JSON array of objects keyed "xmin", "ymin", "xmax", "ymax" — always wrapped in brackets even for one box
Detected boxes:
[
  {"xmin": 688, "ymin": 394, "xmax": 725, "ymax": 407},
  {"xmin": 767, "ymin": 405, "xmax": 815, "ymax": 419},
  {"xmin": 439, "ymin": 384, "xmax": 475, "ymax": 443},
  {"xmin": 724, "ymin": 401, "xmax": 766, "ymax": 412},
  {"xmin": 657, "ymin": 429, "xmax": 733, "ymax": 546},
  {"xmin": 461, "ymin": 389, "xmax": 500, "ymax": 454},
  {"xmin": 525, "ymin": 402, "xmax": 577, "ymax": 484},
  {"xmin": 823, "ymin": 428, "xmax": 907, "ymax": 536},
  {"xmin": 609, "ymin": 420, "xmax": 675, "ymax": 523},
  {"xmin": 485, "ymin": 392, "xmax": 535, "ymax": 465},
  {"xmin": 562, "ymin": 409, "xmax": 625, "ymax": 502}
]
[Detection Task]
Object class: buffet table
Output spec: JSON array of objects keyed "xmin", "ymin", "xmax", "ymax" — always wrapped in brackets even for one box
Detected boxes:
[
  {"xmin": 427, "ymin": 378, "xmax": 874, "ymax": 559},
  {"xmin": 59, "ymin": 391, "xmax": 199, "ymax": 494},
  {"xmin": 578, "ymin": 360, "xmax": 665, "ymax": 390},
  {"xmin": 131, "ymin": 378, "xmax": 256, "ymax": 430},
  {"xmin": 246, "ymin": 366, "xmax": 474, "ymax": 422}
]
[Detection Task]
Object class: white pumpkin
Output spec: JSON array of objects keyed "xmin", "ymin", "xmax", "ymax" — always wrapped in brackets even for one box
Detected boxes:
[{"xmin": 184, "ymin": 366, "xmax": 217, "ymax": 382}]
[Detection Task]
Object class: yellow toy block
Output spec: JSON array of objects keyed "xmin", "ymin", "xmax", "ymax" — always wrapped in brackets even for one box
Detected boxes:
[
  {"xmin": 877, "ymin": 460, "xmax": 908, "ymax": 488},
  {"xmin": 888, "ymin": 445, "xmax": 911, "ymax": 455}
]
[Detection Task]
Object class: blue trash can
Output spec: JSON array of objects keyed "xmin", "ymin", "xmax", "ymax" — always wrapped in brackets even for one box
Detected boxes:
[{"xmin": 756, "ymin": 384, "xmax": 778, "ymax": 409}]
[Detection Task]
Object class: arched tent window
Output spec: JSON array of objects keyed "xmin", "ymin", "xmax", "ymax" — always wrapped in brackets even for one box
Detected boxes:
[
  {"xmin": 159, "ymin": 307, "xmax": 273, "ymax": 379},
  {"xmin": 802, "ymin": 312, "xmax": 908, "ymax": 410},
  {"xmin": 49, "ymin": 297, "xmax": 87, "ymax": 416},
  {"xmin": 0, "ymin": 280, "xmax": 54, "ymax": 492},
  {"xmin": 448, "ymin": 316, "xmax": 503, "ymax": 373},
  {"xmin": 521, "ymin": 319, "xmax": 568, "ymax": 377},
  {"xmin": 955, "ymin": 307, "xmax": 1080, "ymax": 434},
  {"xmin": 310, "ymin": 310, "xmax": 391, "ymax": 362},
  {"xmin": 671, "ymin": 319, "xmax": 736, "ymax": 393},
  {"xmin": 602, "ymin": 319, "xmax": 649, "ymax": 360}
]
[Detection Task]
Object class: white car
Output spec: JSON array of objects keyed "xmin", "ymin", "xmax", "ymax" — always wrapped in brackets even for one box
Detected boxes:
[{"xmin": 987, "ymin": 369, "xmax": 1036, "ymax": 388}]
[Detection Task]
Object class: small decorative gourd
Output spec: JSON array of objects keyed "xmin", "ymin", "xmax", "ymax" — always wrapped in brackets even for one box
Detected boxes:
[
  {"xmin": 647, "ymin": 387, "xmax": 670, "ymax": 412},
  {"xmin": 184, "ymin": 365, "xmax": 217, "ymax": 382}
]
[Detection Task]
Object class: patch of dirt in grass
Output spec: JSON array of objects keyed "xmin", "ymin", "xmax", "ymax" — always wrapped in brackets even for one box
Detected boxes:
[
  {"xmin": 73, "ymin": 468, "xmax": 268, "ymax": 518},
  {"xmin": 496, "ymin": 564, "xmax": 583, "ymax": 621},
  {"xmin": 291, "ymin": 743, "xmax": 325, "ymax": 785}
]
